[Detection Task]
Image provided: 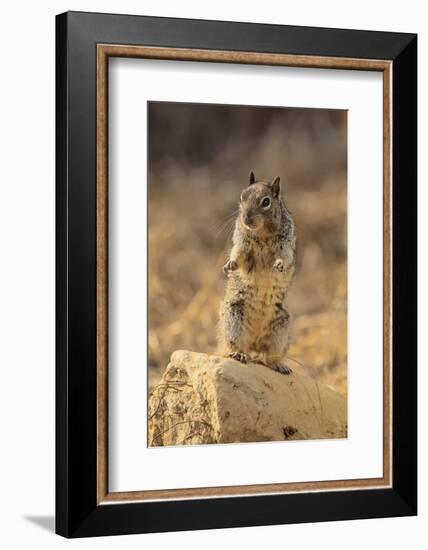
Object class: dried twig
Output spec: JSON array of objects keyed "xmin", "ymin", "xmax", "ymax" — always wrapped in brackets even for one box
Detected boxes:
[{"xmin": 151, "ymin": 419, "xmax": 213, "ymax": 445}]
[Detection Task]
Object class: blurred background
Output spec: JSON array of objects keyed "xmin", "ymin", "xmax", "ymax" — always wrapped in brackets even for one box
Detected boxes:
[{"xmin": 148, "ymin": 102, "xmax": 347, "ymax": 396}]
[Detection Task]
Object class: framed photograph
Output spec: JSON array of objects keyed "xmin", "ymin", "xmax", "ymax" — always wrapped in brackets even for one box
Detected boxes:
[{"xmin": 56, "ymin": 11, "xmax": 417, "ymax": 537}]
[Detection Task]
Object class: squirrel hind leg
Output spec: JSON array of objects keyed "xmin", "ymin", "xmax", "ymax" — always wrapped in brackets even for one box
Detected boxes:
[
  {"xmin": 217, "ymin": 299, "xmax": 247, "ymax": 360},
  {"xmin": 269, "ymin": 363, "xmax": 292, "ymax": 375},
  {"xmin": 256, "ymin": 358, "xmax": 292, "ymax": 376},
  {"xmin": 228, "ymin": 351, "xmax": 248, "ymax": 364}
]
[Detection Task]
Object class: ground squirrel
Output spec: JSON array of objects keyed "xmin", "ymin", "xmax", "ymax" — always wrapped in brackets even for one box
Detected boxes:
[{"xmin": 217, "ymin": 172, "xmax": 296, "ymax": 375}]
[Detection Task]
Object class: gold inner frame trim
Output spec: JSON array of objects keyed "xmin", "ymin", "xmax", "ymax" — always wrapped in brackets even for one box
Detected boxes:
[{"xmin": 96, "ymin": 44, "xmax": 393, "ymax": 505}]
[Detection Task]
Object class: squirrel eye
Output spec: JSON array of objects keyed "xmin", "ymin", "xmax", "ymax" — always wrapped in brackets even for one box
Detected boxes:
[{"xmin": 261, "ymin": 197, "xmax": 271, "ymax": 208}]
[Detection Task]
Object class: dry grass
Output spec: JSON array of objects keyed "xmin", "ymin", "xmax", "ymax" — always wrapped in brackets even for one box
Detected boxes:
[{"xmin": 148, "ymin": 103, "xmax": 347, "ymax": 396}]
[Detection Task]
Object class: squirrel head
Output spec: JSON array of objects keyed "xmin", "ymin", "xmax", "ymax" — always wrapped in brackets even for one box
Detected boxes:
[{"xmin": 238, "ymin": 172, "xmax": 283, "ymax": 235}]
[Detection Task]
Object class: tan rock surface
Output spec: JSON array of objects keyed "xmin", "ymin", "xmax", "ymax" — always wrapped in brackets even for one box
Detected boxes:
[{"xmin": 148, "ymin": 350, "xmax": 347, "ymax": 446}]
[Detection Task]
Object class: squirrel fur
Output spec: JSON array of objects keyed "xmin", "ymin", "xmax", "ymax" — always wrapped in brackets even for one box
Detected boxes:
[{"xmin": 217, "ymin": 171, "xmax": 296, "ymax": 375}]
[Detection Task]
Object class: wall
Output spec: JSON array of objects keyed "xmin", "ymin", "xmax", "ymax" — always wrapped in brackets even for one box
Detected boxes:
[{"xmin": 0, "ymin": 1, "xmax": 424, "ymax": 548}]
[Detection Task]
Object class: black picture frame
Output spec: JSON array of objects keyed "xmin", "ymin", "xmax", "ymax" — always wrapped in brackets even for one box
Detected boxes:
[{"xmin": 56, "ymin": 11, "xmax": 417, "ymax": 538}]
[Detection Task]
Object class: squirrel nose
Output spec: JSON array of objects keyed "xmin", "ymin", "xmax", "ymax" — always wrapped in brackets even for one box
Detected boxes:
[{"xmin": 243, "ymin": 214, "xmax": 254, "ymax": 228}]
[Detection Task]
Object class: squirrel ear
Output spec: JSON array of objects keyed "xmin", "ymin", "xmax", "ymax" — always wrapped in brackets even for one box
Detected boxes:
[
  {"xmin": 270, "ymin": 176, "xmax": 281, "ymax": 197},
  {"xmin": 249, "ymin": 171, "xmax": 256, "ymax": 185}
]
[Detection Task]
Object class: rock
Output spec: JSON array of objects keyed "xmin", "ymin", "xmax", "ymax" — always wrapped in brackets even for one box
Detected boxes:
[{"xmin": 148, "ymin": 350, "xmax": 347, "ymax": 446}]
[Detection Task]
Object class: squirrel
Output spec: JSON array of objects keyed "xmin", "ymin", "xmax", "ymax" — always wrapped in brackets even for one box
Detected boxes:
[{"xmin": 217, "ymin": 171, "xmax": 296, "ymax": 375}]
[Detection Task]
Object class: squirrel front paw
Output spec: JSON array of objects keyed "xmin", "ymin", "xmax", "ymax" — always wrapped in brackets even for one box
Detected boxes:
[
  {"xmin": 223, "ymin": 259, "xmax": 238, "ymax": 275},
  {"xmin": 273, "ymin": 258, "xmax": 285, "ymax": 272}
]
